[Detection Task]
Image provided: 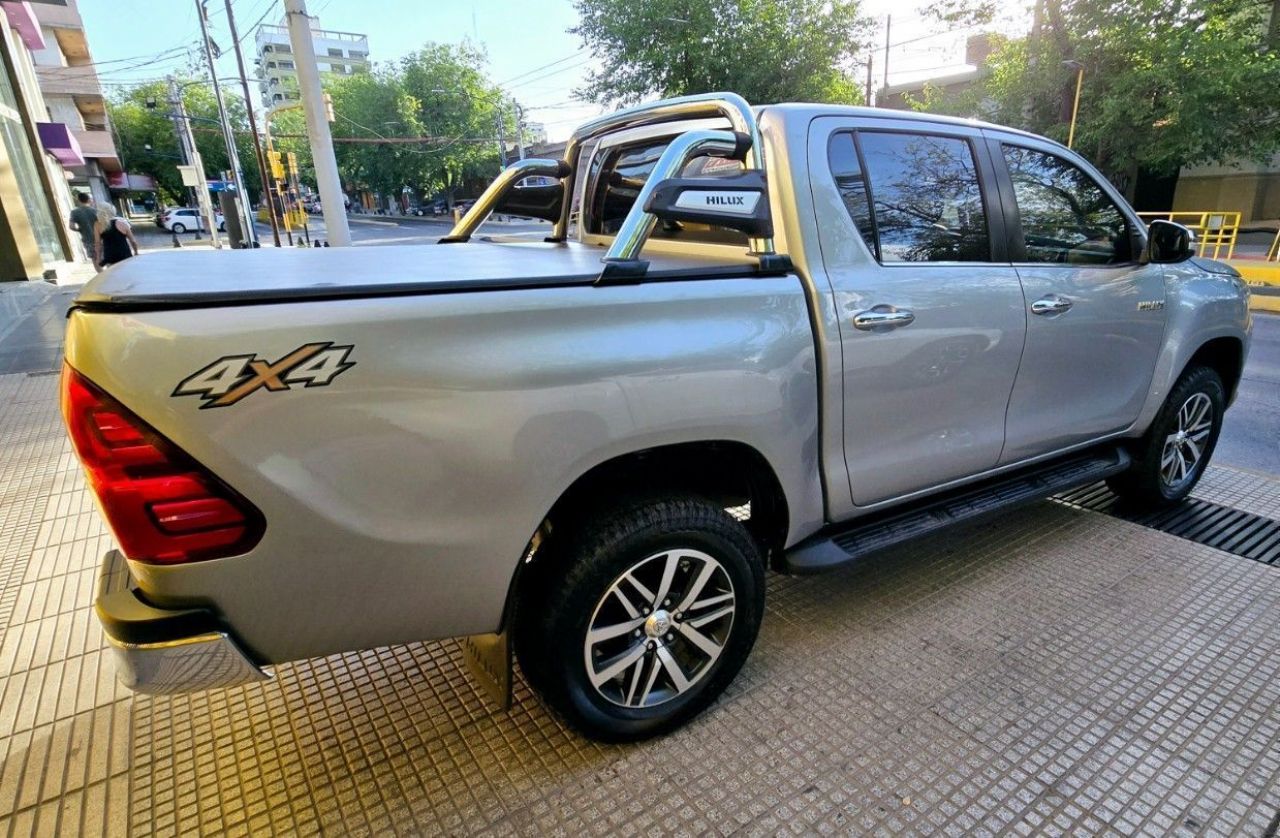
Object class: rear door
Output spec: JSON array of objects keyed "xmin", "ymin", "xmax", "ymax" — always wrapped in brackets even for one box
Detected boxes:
[
  {"xmin": 809, "ymin": 117, "xmax": 1027, "ymax": 507},
  {"xmin": 988, "ymin": 134, "xmax": 1166, "ymax": 463}
]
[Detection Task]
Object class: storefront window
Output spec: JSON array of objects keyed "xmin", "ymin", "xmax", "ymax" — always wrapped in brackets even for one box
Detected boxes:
[{"xmin": 0, "ymin": 52, "xmax": 63, "ymax": 263}]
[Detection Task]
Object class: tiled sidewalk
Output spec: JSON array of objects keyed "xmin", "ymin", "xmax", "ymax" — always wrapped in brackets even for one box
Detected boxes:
[{"xmin": 0, "ymin": 371, "xmax": 1278, "ymax": 835}]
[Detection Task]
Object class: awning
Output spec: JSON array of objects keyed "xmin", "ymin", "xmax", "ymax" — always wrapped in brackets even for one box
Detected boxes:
[
  {"xmin": 0, "ymin": 2, "xmax": 46, "ymax": 51},
  {"xmin": 36, "ymin": 122, "xmax": 85, "ymax": 167}
]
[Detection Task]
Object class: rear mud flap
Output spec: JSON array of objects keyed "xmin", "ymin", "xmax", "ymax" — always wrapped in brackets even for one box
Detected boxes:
[{"xmin": 461, "ymin": 631, "xmax": 512, "ymax": 710}]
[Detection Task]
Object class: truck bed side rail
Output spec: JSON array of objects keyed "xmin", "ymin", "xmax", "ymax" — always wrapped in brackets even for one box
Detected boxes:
[{"xmin": 441, "ymin": 158, "xmax": 571, "ymax": 243}]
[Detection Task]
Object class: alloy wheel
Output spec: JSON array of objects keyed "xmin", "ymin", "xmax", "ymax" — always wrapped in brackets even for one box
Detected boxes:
[
  {"xmin": 1161, "ymin": 392, "xmax": 1213, "ymax": 490},
  {"xmin": 583, "ymin": 548, "xmax": 736, "ymax": 709}
]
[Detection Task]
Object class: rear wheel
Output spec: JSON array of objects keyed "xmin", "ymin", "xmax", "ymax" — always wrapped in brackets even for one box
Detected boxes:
[
  {"xmin": 171, "ymin": 222, "xmax": 186, "ymax": 234},
  {"xmin": 1108, "ymin": 365, "xmax": 1224, "ymax": 507},
  {"xmin": 515, "ymin": 496, "xmax": 764, "ymax": 741}
]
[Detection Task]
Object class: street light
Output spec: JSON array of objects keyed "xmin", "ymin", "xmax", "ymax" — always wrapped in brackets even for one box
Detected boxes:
[{"xmin": 1063, "ymin": 60, "xmax": 1084, "ymax": 150}]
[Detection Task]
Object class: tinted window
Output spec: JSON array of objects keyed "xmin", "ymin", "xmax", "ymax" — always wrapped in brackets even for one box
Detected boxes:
[
  {"xmin": 1003, "ymin": 145, "xmax": 1132, "ymax": 264},
  {"xmin": 859, "ymin": 132, "xmax": 990, "ymax": 262},
  {"xmin": 586, "ymin": 138, "xmax": 747, "ymax": 245},
  {"xmin": 827, "ymin": 132, "xmax": 878, "ymax": 259}
]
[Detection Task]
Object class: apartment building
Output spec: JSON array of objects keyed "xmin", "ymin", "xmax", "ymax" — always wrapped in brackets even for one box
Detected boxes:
[
  {"xmin": 28, "ymin": 0, "xmax": 119, "ymax": 204},
  {"xmin": 0, "ymin": 0, "xmax": 93, "ymax": 280},
  {"xmin": 255, "ymin": 16, "xmax": 368, "ymax": 108}
]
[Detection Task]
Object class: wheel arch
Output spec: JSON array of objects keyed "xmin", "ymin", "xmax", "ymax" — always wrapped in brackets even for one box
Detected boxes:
[
  {"xmin": 1182, "ymin": 336, "xmax": 1244, "ymax": 404},
  {"xmin": 502, "ymin": 440, "xmax": 791, "ymax": 630}
]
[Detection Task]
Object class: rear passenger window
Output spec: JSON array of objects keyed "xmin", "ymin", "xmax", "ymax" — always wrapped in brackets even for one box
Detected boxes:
[
  {"xmin": 1002, "ymin": 145, "xmax": 1132, "ymax": 264},
  {"xmin": 586, "ymin": 138, "xmax": 748, "ymax": 246},
  {"xmin": 851, "ymin": 131, "xmax": 991, "ymax": 263}
]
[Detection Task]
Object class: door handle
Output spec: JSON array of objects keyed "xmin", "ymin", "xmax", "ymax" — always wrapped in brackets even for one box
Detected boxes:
[
  {"xmin": 853, "ymin": 306, "xmax": 915, "ymax": 331},
  {"xmin": 1031, "ymin": 295, "xmax": 1073, "ymax": 315}
]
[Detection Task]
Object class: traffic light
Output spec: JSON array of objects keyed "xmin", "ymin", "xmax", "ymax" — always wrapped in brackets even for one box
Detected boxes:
[
  {"xmin": 286, "ymin": 152, "xmax": 298, "ymax": 177},
  {"xmin": 322, "ymin": 92, "xmax": 335, "ymax": 123},
  {"xmin": 268, "ymin": 150, "xmax": 284, "ymax": 180}
]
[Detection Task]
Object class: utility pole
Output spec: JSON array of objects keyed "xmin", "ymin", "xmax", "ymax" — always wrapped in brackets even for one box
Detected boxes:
[
  {"xmin": 224, "ymin": 0, "xmax": 280, "ymax": 247},
  {"xmin": 284, "ymin": 0, "xmax": 351, "ymax": 246},
  {"xmin": 195, "ymin": 0, "xmax": 255, "ymax": 245},
  {"xmin": 494, "ymin": 108, "xmax": 507, "ymax": 174},
  {"xmin": 865, "ymin": 56, "xmax": 873, "ymax": 106},
  {"xmin": 882, "ymin": 15, "xmax": 891, "ymax": 97},
  {"xmin": 169, "ymin": 76, "xmax": 221, "ymax": 247},
  {"xmin": 512, "ymin": 101, "xmax": 525, "ymax": 161}
]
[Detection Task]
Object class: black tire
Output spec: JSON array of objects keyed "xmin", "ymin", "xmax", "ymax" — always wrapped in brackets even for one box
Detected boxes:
[
  {"xmin": 515, "ymin": 496, "xmax": 764, "ymax": 742},
  {"xmin": 1107, "ymin": 365, "xmax": 1225, "ymax": 507},
  {"xmin": 171, "ymin": 222, "xmax": 186, "ymax": 234}
]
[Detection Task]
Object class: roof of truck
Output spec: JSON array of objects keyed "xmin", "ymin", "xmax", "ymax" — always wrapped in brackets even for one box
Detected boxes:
[{"xmin": 761, "ymin": 102, "xmax": 1053, "ymax": 146}]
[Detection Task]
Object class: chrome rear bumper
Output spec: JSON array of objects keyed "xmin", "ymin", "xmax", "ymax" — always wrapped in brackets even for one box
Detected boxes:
[{"xmin": 96, "ymin": 550, "xmax": 271, "ymax": 694}]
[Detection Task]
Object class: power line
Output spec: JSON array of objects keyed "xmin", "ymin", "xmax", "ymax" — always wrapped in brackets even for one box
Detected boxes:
[
  {"xmin": 506, "ymin": 57, "xmax": 593, "ymax": 90},
  {"xmin": 495, "ymin": 50, "xmax": 587, "ymax": 86}
]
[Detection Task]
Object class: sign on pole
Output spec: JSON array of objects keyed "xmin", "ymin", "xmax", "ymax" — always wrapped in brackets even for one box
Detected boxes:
[{"xmin": 177, "ymin": 165, "xmax": 202, "ymax": 187}]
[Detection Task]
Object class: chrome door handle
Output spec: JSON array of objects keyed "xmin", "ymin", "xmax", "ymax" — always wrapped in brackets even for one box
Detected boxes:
[
  {"xmin": 852, "ymin": 307, "xmax": 915, "ymax": 331},
  {"xmin": 1031, "ymin": 296, "xmax": 1073, "ymax": 315}
]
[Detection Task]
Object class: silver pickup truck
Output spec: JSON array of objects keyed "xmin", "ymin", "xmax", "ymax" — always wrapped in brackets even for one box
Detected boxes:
[{"xmin": 62, "ymin": 93, "xmax": 1250, "ymax": 741}]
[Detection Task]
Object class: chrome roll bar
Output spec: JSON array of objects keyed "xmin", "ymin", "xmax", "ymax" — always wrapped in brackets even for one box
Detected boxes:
[
  {"xmin": 602, "ymin": 130, "xmax": 741, "ymax": 266},
  {"xmin": 552, "ymin": 92, "xmax": 775, "ymax": 257},
  {"xmin": 442, "ymin": 158, "xmax": 570, "ymax": 243}
]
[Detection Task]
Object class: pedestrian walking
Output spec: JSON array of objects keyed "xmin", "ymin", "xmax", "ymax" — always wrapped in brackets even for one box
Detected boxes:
[
  {"xmin": 68, "ymin": 192, "xmax": 97, "ymax": 264},
  {"xmin": 94, "ymin": 205, "xmax": 139, "ymax": 268}
]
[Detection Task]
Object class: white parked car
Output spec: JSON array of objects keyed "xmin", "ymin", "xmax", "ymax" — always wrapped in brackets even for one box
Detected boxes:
[{"xmin": 160, "ymin": 207, "xmax": 225, "ymax": 234}]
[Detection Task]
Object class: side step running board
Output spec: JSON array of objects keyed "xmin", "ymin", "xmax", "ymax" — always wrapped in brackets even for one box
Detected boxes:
[{"xmin": 783, "ymin": 447, "xmax": 1131, "ymax": 574}]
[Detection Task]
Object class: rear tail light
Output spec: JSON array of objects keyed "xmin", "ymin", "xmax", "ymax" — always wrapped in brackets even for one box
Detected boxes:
[{"xmin": 60, "ymin": 363, "xmax": 263, "ymax": 564}]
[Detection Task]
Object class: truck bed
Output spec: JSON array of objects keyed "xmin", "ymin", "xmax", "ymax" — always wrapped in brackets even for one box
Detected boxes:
[{"xmin": 74, "ymin": 239, "xmax": 763, "ymax": 310}]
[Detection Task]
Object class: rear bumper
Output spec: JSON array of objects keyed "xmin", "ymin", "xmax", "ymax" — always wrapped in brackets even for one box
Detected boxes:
[{"xmin": 95, "ymin": 550, "xmax": 271, "ymax": 694}]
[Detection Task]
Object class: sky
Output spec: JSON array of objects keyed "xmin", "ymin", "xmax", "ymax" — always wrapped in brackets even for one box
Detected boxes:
[{"xmin": 76, "ymin": 0, "xmax": 1012, "ymax": 142}]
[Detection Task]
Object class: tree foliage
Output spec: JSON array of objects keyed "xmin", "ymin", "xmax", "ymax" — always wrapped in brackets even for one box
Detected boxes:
[
  {"xmin": 109, "ymin": 80, "xmax": 264, "ymax": 205},
  {"xmin": 571, "ymin": 0, "xmax": 872, "ymax": 106},
  {"xmin": 108, "ymin": 42, "xmax": 521, "ymax": 207},
  {"xmin": 945, "ymin": 0, "xmax": 1280, "ymax": 197}
]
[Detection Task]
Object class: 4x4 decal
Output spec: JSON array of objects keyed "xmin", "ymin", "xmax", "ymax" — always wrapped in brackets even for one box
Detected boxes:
[{"xmin": 173, "ymin": 342, "xmax": 355, "ymax": 409}]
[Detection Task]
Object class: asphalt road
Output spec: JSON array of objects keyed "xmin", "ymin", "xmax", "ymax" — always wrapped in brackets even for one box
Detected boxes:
[{"xmin": 1216, "ymin": 311, "xmax": 1280, "ymax": 476}]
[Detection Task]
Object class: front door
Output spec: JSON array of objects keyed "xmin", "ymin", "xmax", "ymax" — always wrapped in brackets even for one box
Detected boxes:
[
  {"xmin": 812, "ymin": 120, "xmax": 1027, "ymax": 507},
  {"xmin": 991, "ymin": 137, "xmax": 1167, "ymax": 463}
]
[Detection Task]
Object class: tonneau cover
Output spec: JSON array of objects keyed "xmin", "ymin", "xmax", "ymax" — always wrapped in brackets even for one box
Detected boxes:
[{"xmin": 74, "ymin": 238, "xmax": 761, "ymax": 310}]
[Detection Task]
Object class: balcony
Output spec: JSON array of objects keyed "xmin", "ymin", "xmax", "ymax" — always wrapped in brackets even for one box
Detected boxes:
[
  {"xmin": 34, "ymin": 63, "xmax": 103, "ymax": 97},
  {"xmin": 72, "ymin": 127, "xmax": 118, "ymax": 161}
]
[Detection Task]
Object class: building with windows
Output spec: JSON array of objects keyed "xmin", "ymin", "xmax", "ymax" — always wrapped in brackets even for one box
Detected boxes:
[
  {"xmin": 27, "ymin": 0, "xmax": 119, "ymax": 205},
  {"xmin": 0, "ymin": 0, "xmax": 100, "ymax": 280},
  {"xmin": 255, "ymin": 16, "xmax": 368, "ymax": 108}
]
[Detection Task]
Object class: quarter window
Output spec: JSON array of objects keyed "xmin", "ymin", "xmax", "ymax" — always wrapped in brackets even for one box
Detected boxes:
[
  {"xmin": 826, "ymin": 132, "xmax": 878, "ymax": 260},
  {"xmin": 855, "ymin": 131, "xmax": 991, "ymax": 263},
  {"xmin": 1002, "ymin": 145, "xmax": 1132, "ymax": 264}
]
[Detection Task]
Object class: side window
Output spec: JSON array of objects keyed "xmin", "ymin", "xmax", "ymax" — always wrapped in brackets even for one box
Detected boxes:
[
  {"xmin": 857, "ymin": 131, "xmax": 991, "ymax": 263},
  {"xmin": 586, "ymin": 138, "xmax": 747, "ymax": 245},
  {"xmin": 1002, "ymin": 145, "xmax": 1132, "ymax": 265},
  {"xmin": 826, "ymin": 132, "xmax": 878, "ymax": 260}
]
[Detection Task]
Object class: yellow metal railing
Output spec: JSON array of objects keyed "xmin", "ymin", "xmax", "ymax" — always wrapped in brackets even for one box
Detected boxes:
[{"xmin": 1137, "ymin": 211, "xmax": 1241, "ymax": 260}]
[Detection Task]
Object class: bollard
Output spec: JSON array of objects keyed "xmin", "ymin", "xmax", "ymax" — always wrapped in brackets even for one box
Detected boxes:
[
  {"xmin": 313, "ymin": 240, "xmax": 321, "ymax": 247},
  {"xmin": 171, "ymin": 231, "xmax": 182, "ymax": 248},
  {"xmin": 322, "ymin": 240, "xmax": 329, "ymax": 247}
]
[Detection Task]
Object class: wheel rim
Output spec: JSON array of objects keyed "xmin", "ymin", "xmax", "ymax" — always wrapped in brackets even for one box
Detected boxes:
[
  {"xmin": 1161, "ymin": 392, "xmax": 1213, "ymax": 490},
  {"xmin": 583, "ymin": 547, "xmax": 736, "ymax": 709}
]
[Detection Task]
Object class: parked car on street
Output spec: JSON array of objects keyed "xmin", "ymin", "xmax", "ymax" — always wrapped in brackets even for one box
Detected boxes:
[
  {"xmin": 63, "ymin": 93, "xmax": 1251, "ymax": 741},
  {"xmin": 410, "ymin": 199, "xmax": 447, "ymax": 216},
  {"xmin": 159, "ymin": 207, "xmax": 224, "ymax": 233}
]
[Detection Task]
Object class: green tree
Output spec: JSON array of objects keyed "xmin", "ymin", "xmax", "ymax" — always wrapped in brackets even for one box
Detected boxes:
[
  {"xmin": 109, "ymin": 79, "xmax": 264, "ymax": 205},
  {"xmin": 970, "ymin": 0, "xmax": 1280, "ymax": 198},
  {"xmin": 570, "ymin": 0, "xmax": 872, "ymax": 106}
]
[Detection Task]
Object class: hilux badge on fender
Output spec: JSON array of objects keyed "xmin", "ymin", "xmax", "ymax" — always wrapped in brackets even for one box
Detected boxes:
[{"xmin": 173, "ymin": 342, "xmax": 355, "ymax": 408}]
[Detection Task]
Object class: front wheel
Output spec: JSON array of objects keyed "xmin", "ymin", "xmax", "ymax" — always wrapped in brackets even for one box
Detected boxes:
[
  {"xmin": 1108, "ymin": 365, "xmax": 1225, "ymax": 507},
  {"xmin": 516, "ymin": 496, "xmax": 764, "ymax": 741}
]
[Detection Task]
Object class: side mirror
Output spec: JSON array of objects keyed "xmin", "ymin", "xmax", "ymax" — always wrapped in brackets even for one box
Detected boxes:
[
  {"xmin": 1147, "ymin": 219, "xmax": 1195, "ymax": 264},
  {"xmin": 643, "ymin": 170, "xmax": 773, "ymax": 238}
]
